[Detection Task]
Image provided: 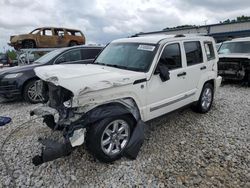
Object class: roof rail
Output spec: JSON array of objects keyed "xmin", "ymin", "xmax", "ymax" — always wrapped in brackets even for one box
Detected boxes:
[{"xmin": 175, "ymin": 34, "xmax": 185, "ymax": 37}]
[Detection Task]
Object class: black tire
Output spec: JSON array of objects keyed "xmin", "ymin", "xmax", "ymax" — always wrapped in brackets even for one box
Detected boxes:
[
  {"xmin": 22, "ymin": 40, "xmax": 35, "ymax": 49},
  {"xmin": 192, "ymin": 83, "xmax": 214, "ymax": 113},
  {"xmin": 247, "ymin": 72, "xmax": 250, "ymax": 86},
  {"xmin": 86, "ymin": 115, "xmax": 135, "ymax": 163},
  {"xmin": 69, "ymin": 41, "xmax": 77, "ymax": 47},
  {"xmin": 23, "ymin": 80, "xmax": 45, "ymax": 104}
]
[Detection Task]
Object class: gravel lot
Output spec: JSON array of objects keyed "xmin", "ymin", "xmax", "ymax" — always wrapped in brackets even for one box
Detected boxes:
[{"xmin": 0, "ymin": 84, "xmax": 249, "ymax": 187}]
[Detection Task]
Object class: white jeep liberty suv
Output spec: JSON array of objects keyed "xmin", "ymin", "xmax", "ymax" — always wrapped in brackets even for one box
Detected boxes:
[{"xmin": 31, "ymin": 34, "xmax": 222, "ymax": 165}]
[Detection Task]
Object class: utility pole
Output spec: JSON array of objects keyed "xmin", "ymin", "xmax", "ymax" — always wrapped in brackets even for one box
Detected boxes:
[{"xmin": 204, "ymin": 20, "xmax": 208, "ymax": 26}]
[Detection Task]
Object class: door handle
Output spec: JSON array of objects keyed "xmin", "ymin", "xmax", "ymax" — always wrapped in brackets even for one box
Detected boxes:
[
  {"xmin": 200, "ymin": 66, "xmax": 206, "ymax": 70},
  {"xmin": 177, "ymin": 72, "xmax": 186, "ymax": 77}
]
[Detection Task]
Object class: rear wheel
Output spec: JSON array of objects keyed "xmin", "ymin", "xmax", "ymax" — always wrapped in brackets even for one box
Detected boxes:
[
  {"xmin": 22, "ymin": 40, "xmax": 35, "ymax": 49},
  {"xmin": 23, "ymin": 80, "xmax": 45, "ymax": 104},
  {"xmin": 192, "ymin": 83, "xmax": 214, "ymax": 113},
  {"xmin": 86, "ymin": 115, "xmax": 134, "ymax": 163}
]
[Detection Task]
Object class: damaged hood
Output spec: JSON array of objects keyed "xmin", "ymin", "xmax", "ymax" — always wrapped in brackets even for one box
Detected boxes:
[{"xmin": 34, "ymin": 64, "xmax": 146, "ymax": 95}]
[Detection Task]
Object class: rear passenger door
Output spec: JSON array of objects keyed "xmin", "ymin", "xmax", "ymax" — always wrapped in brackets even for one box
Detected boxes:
[{"xmin": 183, "ymin": 41, "xmax": 206, "ymax": 94}]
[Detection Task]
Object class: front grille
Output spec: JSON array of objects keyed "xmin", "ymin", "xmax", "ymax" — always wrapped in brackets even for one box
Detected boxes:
[
  {"xmin": 0, "ymin": 85, "xmax": 17, "ymax": 91},
  {"xmin": 218, "ymin": 62, "xmax": 241, "ymax": 71}
]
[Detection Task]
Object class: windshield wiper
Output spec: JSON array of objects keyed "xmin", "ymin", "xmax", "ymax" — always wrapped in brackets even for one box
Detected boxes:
[
  {"xmin": 106, "ymin": 64, "xmax": 144, "ymax": 72},
  {"xmin": 94, "ymin": 62, "xmax": 144, "ymax": 72},
  {"xmin": 94, "ymin": 61, "xmax": 106, "ymax": 66}
]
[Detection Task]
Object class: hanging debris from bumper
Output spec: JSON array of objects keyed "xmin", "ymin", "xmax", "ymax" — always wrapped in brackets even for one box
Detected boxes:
[{"xmin": 32, "ymin": 138, "xmax": 73, "ymax": 166}]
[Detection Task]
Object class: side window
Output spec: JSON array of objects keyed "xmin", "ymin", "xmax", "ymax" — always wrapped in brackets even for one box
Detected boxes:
[
  {"xmin": 43, "ymin": 29, "xmax": 53, "ymax": 36},
  {"xmin": 204, "ymin": 42, "xmax": 215, "ymax": 61},
  {"xmin": 55, "ymin": 49, "xmax": 81, "ymax": 64},
  {"xmin": 74, "ymin": 31, "xmax": 82, "ymax": 36},
  {"xmin": 54, "ymin": 29, "xmax": 65, "ymax": 36},
  {"xmin": 159, "ymin": 43, "xmax": 182, "ymax": 70},
  {"xmin": 184, "ymin": 41, "xmax": 203, "ymax": 66},
  {"xmin": 81, "ymin": 49, "xmax": 102, "ymax": 59}
]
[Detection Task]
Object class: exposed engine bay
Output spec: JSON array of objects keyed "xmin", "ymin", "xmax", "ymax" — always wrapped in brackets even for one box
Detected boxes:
[{"xmin": 218, "ymin": 57, "xmax": 250, "ymax": 81}]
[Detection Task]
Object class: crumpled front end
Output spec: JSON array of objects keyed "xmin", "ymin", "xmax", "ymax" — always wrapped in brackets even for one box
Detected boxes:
[
  {"xmin": 30, "ymin": 82, "xmax": 88, "ymax": 165},
  {"xmin": 218, "ymin": 57, "xmax": 250, "ymax": 81},
  {"xmin": 30, "ymin": 80, "xmax": 144, "ymax": 165},
  {"xmin": 31, "ymin": 64, "xmax": 147, "ymax": 165}
]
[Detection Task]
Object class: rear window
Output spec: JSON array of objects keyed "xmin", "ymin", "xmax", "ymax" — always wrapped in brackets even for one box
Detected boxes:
[{"xmin": 184, "ymin": 41, "xmax": 203, "ymax": 66}]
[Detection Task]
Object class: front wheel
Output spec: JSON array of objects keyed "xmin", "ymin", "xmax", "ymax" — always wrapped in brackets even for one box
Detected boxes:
[
  {"xmin": 192, "ymin": 83, "xmax": 214, "ymax": 113},
  {"xmin": 86, "ymin": 115, "xmax": 134, "ymax": 163},
  {"xmin": 22, "ymin": 40, "xmax": 35, "ymax": 49},
  {"xmin": 23, "ymin": 80, "xmax": 46, "ymax": 104},
  {"xmin": 247, "ymin": 72, "xmax": 250, "ymax": 86}
]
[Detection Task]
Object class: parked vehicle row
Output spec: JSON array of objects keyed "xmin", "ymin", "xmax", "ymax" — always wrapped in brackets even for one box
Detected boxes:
[
  {"xmin": 28, "ymin": 34, "xmax": 222, "ymax": 165},
  {"xmin": 0, "ymin": 46, "xmax": 103, "ymax": 103}
]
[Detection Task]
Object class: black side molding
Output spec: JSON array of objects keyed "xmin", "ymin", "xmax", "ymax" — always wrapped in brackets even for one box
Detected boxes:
[{"xmin": 133, "ymin": 78, "xmax": 147, "ymax": 85}]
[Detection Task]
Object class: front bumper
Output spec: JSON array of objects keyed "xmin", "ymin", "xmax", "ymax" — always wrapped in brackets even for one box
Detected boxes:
[
  {"xmin": 0, "ymin": 78, "xmax": 22, "ymax": 99},
  {"xmin": 8, "ymin": 41, "xmax": 22, "ymax": 49}
]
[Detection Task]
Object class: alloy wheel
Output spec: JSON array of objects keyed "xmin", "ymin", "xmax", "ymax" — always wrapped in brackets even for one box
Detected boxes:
[
  {"xmin": 27, "ymin": 80, "xmax": 44, "ymax": 103},
  {"xmin": 201, "ymin": 87, "xmax": 212, "ymax": 110},
  {"xmin": 101, "ymin": 119, "xmax": 130, "ymax": 156}
]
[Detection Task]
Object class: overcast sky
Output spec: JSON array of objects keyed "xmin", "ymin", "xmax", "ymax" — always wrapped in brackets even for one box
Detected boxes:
[{"xmin": 1, "ymin": 0, "xmax": 250, "ymax": 51}]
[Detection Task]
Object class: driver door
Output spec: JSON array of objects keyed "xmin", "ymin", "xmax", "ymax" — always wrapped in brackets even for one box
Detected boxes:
[{"xmin": 146, "ymin": 42, "xmax": 191, "ymax": 120}]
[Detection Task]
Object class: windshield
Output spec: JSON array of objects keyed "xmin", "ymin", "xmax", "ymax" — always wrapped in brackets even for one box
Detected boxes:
[
  {"xmin": 219, "ymin": 41, "xmax": 250, "ymax": 54},
  {"xmin": 30, "ymin": 29, "xmax": 41, "ymax": 34},
  {"xmin": 34, "ymin": 49, "xmax": 65, "ymax": 64},
  {"xmin": 94, "ymin": 43, "xmax": 158, "ymax": 72}
]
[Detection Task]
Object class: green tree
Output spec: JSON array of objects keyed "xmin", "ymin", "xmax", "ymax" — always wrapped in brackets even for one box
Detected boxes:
[{"xmin": 6, "ymin": 50, "xmax": 17, "ymax": 60}]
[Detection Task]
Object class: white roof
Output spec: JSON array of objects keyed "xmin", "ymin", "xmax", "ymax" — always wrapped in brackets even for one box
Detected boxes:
[{"xmin": 112, "ymin": 34, "xmax": 213, "ymax": 44}]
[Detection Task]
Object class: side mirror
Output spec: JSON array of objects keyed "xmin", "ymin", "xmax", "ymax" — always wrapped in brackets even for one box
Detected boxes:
[{"xmin": 154, "ymin": 63, "xmax": 170, "ymax": 82}]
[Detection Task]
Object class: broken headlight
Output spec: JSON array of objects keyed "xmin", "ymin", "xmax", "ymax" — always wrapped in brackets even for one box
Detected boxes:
[
  {"xmin": 63, "ymin": 99, "xmax": 73, "ymax": 108},
  {"xmin": 47, "ymin": 83, "xmax": 73, "ymax": 109}
]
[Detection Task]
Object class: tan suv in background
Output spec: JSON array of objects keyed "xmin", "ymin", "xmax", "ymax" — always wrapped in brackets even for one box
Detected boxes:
[{"xmin": 9, "ymin": 27, "xmax": 85, "ymax": 50}]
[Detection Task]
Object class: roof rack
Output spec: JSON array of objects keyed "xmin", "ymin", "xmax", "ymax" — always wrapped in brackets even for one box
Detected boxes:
[{"xmin": 175, "ymin": 34, "xmax": 185, "ymax": 37}]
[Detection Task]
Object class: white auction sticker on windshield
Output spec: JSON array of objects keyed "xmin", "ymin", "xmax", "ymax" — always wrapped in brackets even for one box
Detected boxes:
[{"xmin": 138, "ymin": 45, "xmax": 155, "ymax": 51}]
